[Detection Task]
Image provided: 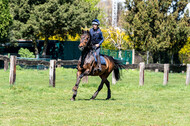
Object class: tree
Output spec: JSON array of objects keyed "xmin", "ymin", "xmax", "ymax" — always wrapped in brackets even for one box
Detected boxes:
[
  {"xmin": 96, "ymin": 0, "xmax": 112, "ymax": 27},
  {"xmin": 101, "ymin": 28, "xmax": 131, "ymax": 59},
  {"xmin": 101, "ymin": 28, "xmax": 131, "ymax": 50},
  {"xmin": 9, "ymin": 0, "xmax": 46, "ymax": 53},
  {"xmin": 0, "ymin": 0, "xmax": 12, "ymax": 44},
  {"xmin": 10, "ymin": 0, "xmax": 99, "ymax": 56},
  {"xmin": 124, "ymin": 0, "xmax": 190, "ymax": 63},
  {"xmin": 179, "ymin": 37, "xmax": 190, "ymax": 64},
  {"xmin": 84, "ymin": 0, "xmax": 100, "ymax": 9},
  {"xmin": 33, "ymin": 0, "xmax": 98, "ymax": 55}
]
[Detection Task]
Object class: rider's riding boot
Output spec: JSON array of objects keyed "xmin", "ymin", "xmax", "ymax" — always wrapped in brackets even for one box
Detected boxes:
[{"xmin": 96, "ymin": 55, "xmax": 102, "ymax": 72}]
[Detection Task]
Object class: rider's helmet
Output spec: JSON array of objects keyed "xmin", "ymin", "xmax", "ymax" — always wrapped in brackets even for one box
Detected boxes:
[{"xmin": 92, "ymin": 19, "xmax": 100, "ymax": 26}]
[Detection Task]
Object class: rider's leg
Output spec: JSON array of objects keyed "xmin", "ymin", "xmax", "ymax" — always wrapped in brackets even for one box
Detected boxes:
[{"xmin": 95, "ymin": 48, "xmax": 102, "ymax": 71}]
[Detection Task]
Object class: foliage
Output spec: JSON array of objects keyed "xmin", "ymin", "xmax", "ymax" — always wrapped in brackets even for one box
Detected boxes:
[
  {"xmin": 96, "ymin": 0, "xmax": 112, "ymax": 27},
  {"xmin": 0, "ymin": 68, "xmax": 190, "ymax": 125},
  {"xmin": 179, "ymin": 37, "xmax": 190, "ymax": 64},
  {"xmin": 53, "ymin": 27, "xmax": 132, "ymax": 50},
  {"xmin": 0, "ymin": 0, "xmax": 12, "ymax": 43},
  {"xmin": 39, "ymin": 33, "xmax": 81, "ymax": 41},
  {"xmin": 9, "ymin": 0, "xmax": 99, "ymax": 55},
  {"xmin": 45, "ymin": 27, "xmax": 132, "ymax": 50},
  {"xmin": 124, "ymin": 0, "xmax": 190, "ymax": 54},
  {"xmin": 101, "ymin": 28, "xmax": 131, "ymax": 50},
  {"xmin": 84, "ymin": 0, "xmax": 100, "ymax": 10},
  {"xmin": 16, "ymin": 65, "xmax": 23, "ymax": 70},
  {"xmin": 18, "ymin": 48, "xmax": 35, "ymax": 58}
]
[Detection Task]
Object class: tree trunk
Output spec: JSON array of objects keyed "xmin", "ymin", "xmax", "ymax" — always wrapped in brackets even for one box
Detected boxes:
[
  {"xmin": 118, "ymin": 46, "xmax": 122, "ymax": 59},
  {"xmin": 171, "ymin": 53, "xmax": 174, "ymax": 64},
  {"xmin": 42, "ymin": 36, "xmax": 48, "ymax": 56},
  {"xmin": 32, "ymin": 39, "xmax": 39, "ymax": 57},
  {"xmin": 119, "ymin": 50, "xmax": 122, "ymax": 59},
  {"xmin": 147, "ymin": 51, "xmax": 149, "ymax": 64}
]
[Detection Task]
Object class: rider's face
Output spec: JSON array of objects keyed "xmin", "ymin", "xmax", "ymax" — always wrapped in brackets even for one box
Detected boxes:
[{"xmin": 93, "ymin": 24, "xmax": 98, "ymax": 29}]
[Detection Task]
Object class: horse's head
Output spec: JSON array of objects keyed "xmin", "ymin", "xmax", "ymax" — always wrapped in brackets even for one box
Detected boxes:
[{"xmin": 78, "ymin": 30, "xmax": 91, "ymax": 51}]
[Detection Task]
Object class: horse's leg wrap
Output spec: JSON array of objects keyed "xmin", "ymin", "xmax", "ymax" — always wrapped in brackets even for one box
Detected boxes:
[{"xmin": 71, "ymin": 72, "xmax": 82, "ymax": 101}]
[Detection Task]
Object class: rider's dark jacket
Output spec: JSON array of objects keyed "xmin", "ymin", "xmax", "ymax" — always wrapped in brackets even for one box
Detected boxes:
[{"xmin": 90, "ymin": 28, "xmax": 104, "ymax": 47}]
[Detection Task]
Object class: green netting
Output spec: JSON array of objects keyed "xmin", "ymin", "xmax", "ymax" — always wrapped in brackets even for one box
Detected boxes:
[
  {"xmin": 38, "ymin": 41, "xmax": 81, "ymax": 60},
  {"xmin": 0, "ymin": 47, "xmax": 5, "ymax": 68},
  {"xmin": 100, "ymin": 47, "xmax": 132, "ymax": 64},
  {"xmin": 0, "ymin": 47, "xmax": 5, "ymax": 55},
  {"xmin": 62, "ymin": 41, "xmax": 81, "ymax": 60}
]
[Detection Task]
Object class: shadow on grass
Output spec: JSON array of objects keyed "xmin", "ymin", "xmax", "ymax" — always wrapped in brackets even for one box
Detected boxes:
[{"xmin": 77, "ymin": 98, "xmax": 117, "ymax": 101}]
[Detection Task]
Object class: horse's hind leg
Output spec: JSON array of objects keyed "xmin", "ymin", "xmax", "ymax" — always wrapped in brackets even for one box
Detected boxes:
[
  {"xmin": 90, "ymin": 79, "xmax": 105, "ymax": 100},
  {"xmin": 105, "ymin": 79, "xmax": 111, "ymax": 100}
]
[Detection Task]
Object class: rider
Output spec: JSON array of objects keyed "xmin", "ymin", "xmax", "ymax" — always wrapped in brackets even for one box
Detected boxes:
[{"xmin": 90, "ymin": 19, "xmax": 104, "ymax": 71}]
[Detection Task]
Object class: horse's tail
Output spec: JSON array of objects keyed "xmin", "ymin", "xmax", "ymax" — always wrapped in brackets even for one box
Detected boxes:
[{"xmin": 112, "ymin": 57, "xmax": 126, "ymax": 81}]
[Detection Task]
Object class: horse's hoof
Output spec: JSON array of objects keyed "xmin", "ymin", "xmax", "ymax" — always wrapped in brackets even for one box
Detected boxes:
[
  {"xmin": 71, "ymin": 98, "xmax": 75, "ymax": 101},
  {"xmin": 90, "ymin": 97, "xmax": 95, "ymax": 100},
  {"xmin": 106, "ymin": 97, "xmax": 111, "ymax": 100}
]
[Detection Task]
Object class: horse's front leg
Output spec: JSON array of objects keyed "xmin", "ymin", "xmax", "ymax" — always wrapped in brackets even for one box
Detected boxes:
[
  {"xmin": 71, "ymin": 70, "xmax": 90, "ymax": 101},
  {"xmin": 71, "ymin": 71, "xmax": 83, "ymax": 101}
]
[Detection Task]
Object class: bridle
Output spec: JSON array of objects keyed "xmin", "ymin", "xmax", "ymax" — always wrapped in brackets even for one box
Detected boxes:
[{"xmin": 78, "ymin": 32, "xmax": 92, "ymax": 51}]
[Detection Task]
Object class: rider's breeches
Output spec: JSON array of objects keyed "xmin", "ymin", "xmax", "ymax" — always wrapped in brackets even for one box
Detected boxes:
[{"xmin": 95, "ymin": 48, "xmax": 100, "ymax": 56}]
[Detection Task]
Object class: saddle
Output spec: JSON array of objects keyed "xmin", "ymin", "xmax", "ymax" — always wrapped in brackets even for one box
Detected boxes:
[
  {"xmin": 93, "ymin": 54, "xmax": 106, "ymax": 65},
  {"xmin": 78, "ymin": 50, "xmax": 107, "ymax": 72}
]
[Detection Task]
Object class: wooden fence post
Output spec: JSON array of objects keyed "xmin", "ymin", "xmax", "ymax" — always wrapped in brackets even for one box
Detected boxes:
[
  {"xmin": 9, "ymin": 56, "xmax": 17, "ymax": 85},
  {"xmin": 49, "ymin": 60, "xmax": 56, "ymax": 87},
  {"xmin": 132, "ymin": 49, "xmax": 135, "ymax": 64},
  {"xmin": 139, "ymin": 62, "xmax": 145, "ymax": 86},
  {"xmin": 112, "ymin": 71, "xmax": 117, "ymax": 85},
  {"xmin": 82, "ymin": 76, "xmax": 88, "ymax": 83},
  {"xmin": 155, "ymin": 69, "xmax": 159, "ymax": 72},
  {"xmin": 186, "ymin": 64, "xmax": 190, "ymax": 86},
  {"xmin": 163, "ymin": 64, "xmax": 169, "ymax": 85},
  {"xmin": 4, "ymin": 59, "xmax": 8, "ymax": 71}
]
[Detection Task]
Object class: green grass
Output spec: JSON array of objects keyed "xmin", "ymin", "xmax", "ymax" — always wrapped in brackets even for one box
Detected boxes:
[{"xmin": 0, "ymin": 68, "xmax": 190, "ymax": 126}]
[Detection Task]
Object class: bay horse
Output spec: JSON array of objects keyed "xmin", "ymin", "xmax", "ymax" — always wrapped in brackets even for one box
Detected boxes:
[{"xmin": 71, "ymin": 30, "xmax": 125, "ymax": 101}]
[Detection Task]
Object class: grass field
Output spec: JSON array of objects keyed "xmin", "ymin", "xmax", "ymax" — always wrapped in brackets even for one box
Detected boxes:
[{"xmin": 0, "ymin": 67, "xmax": 190, "ymax": 126}]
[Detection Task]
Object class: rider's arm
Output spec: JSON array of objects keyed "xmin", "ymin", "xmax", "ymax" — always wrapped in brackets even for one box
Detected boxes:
[
  {"xmin": 98, "ymin": 31, "xmax": 104, "ymax": 45},
  {"xmin": 89, "ymin": 28, "xmax": 93, "ymax": 37}
]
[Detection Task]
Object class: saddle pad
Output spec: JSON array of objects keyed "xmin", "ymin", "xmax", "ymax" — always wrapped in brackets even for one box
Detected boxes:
[{"xmin": 94, "ymin": 55, "xmax": 106, "ymax": 65}]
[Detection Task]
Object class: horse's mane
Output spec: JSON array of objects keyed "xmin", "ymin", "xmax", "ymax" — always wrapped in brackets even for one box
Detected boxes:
[{"xmin": 79, "ymin": 30, "xmax": 92, "ymax": 68}]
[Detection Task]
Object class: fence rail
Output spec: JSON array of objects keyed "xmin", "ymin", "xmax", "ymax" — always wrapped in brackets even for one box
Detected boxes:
[
  {"xmin": 0, "ymin": 55, "xmax": 187, "ymax": 72},
  {"xmin": 0, "ymin": 55, "xmax": 78, "ymax": 66},
  {"xmin": 0, "ymin": 54, "xmax": 190, "ymax": 87},
  {"xmin": 125, "ymin": 63, "xmax": 186, "ymax": 72}
]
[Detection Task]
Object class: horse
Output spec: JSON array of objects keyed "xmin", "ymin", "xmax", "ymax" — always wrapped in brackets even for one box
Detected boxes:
[{"xmin": 71, "ymin": 30, "xmax": 125, "ymax": 101}]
